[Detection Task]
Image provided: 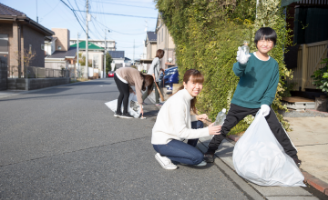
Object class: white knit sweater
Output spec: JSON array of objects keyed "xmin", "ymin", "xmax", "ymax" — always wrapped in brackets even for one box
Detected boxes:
[{"xmin": 151, "ymin": 89, "xmax": 210, "ymax": 145}]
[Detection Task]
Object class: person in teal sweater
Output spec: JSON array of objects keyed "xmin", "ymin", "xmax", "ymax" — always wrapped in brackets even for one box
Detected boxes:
[{"xmin": 204, "ymin": 27, "xmax": 301, "ymax": 167}]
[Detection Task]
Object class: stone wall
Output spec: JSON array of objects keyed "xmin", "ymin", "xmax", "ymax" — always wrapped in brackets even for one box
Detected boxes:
[
  {"xmin": 0, "ymin": 63, "xmax": 7, "ymax": 91},
  {"xmin": 7, "ymin": 78, "xmax": 70, "ymax": 90}
]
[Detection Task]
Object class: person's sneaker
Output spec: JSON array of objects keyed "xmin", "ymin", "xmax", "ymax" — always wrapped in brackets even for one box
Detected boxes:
[
  {"xmin": 204, "ymin": 152, "xmax": 215, "ymax": 163},
  {"xmin": 194, "ymin": 161, "xmax": 207, "ymax": 167},
  {"xmin": 292, "ymin": 157, "xmax": 302, "ymax": 167},
  {"xmin": 119, "ymin": 113, "xmax": 134, "ymax": 119},
  {"xmin": 155, "ymin": 153, "xmax": 177, "ymax": 170},
  {"xmin": 114, "ymin": 111, "xmax": 122, "ymax": 118}
]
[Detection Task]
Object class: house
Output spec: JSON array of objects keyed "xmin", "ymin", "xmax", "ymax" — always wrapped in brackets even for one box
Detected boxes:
[
  {"xmin": 135, "ymin": 32, "xmax": 157, "ymax": 71},
  {"xmin": 107, "ymin": 50, "xmax": 125, "ymax": 70},
  {"xmin": 284, "ymin": 0, "xmax": 328, "ymax": 98},
  {"xmin": 0, "ymin": 2, "xmax": 53, "ymax": 90},
  {"xmin": 70, "ymin": 41, "xmax": 104, "ymax": 78},
  {"xmin": 146, "ymin": 31, "xmax": 157, "ymax": 60},
  {"xmin": 155, "ymin": 13, "xmax": 176, "ymax": 70},
  {"xmin": 45, "ymin": 28, "xmax": 77, "ymax": 70},
  {"xmin": 70, "ymin": 39, "xmax": 116, "ymax": 52}
]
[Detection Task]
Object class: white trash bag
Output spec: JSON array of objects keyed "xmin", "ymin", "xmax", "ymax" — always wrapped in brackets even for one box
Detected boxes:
[
  {"xmin": 233, "ymin": 112, "xmax": 305, "ymax": 187},
  {"xmin": 104, "ymin": 93, "xmax": 141, "ymax": 118}
]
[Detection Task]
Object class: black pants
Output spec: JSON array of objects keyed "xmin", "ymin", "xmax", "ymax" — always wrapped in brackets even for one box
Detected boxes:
[
  {"xmin": 114, "ymin": 74, "xmax": 129, "ymax": 114},
  {"xmin": 208, "ymin": 104, "xmax": 297, "ymax": 158}
]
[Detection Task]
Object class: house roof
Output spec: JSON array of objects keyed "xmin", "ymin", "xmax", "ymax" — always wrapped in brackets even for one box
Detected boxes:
[
  {"xmin": 0, "ymin": 2, "xmax": 25, "ymax": 16},
  {"xmin": 107, "ymin": 51, "xmax": 125, "ymax": 58},
  {"xmin": 46, "ymin": 47, "xmax": 77, "ymax": 59},
  {"xmin": 147, "ymin": 31, "xmax": 157, "ymax": 42},
  {"xmin": 70, "ymin": 41, "xmax": 104, "ymax": 50},
  {"xmin": 0, "ymin": 3, "xmax": 53, "ymax": 36}
]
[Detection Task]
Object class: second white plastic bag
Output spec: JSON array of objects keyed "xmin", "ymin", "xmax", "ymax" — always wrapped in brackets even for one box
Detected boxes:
[
  {"xmin": 233, "ymin": 112, "xmax": 305, "ymax": 187},
  {"xmin": 104, "ymin": 93, "xmax": 141, "ymax": 118}
]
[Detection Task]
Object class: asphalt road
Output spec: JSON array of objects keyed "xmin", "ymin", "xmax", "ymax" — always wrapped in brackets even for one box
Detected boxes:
[{"xmin": 0, "ymin": 79, "xmax": 257, "ymax": 200}]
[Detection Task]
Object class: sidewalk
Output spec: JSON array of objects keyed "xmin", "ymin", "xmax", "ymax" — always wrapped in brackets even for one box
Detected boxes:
[
  {"xmin": 0, "ymin": 90, "xmax": 26, "ymax": 99},
  {"xmin": 221, "ymin": 111, "xmax": 328, "ymax": 198}
]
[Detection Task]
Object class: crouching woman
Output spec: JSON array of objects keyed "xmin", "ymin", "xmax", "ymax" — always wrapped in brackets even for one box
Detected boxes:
[{"xmin": 151, "ymin": 69, "xmax": 221, "ymax": 170}]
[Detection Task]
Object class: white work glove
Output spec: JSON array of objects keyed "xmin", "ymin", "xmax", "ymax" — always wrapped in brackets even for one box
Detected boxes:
[
  {"xmin": 236, "ymin": 47, "xmax": 251, "ymax": 65},
  {"xmin": 260, "ymin": 104, "xmax": 271, "ymax": 117}
]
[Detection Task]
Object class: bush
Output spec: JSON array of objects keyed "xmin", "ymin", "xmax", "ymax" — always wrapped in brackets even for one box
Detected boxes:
[
  {"xmin": 311, "ymin": 58, "xmax": 328, "ymax": 93},
  {"xmin": 156, "ymin": 0, "xmax": 293, "ymax": 132}
]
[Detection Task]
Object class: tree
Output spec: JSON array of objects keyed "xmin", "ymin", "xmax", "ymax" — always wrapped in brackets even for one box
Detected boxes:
[
  {"xmin": 78, "ymin": 52, "xmax": 92, "ymax": 67},
  {"xmin": 14, "ymin": 49, "xmax": 36, "ymax": 78},
  {"xmin": 106, "ymin": 53, "xmax": 113, "ymax": 72}
]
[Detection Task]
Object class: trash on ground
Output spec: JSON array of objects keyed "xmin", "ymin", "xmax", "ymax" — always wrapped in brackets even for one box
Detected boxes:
[
  {"xmin": 233, "ymin": 112, "xmax": 306, "ymax": 187},
  {"xmin": 105, "ymin": 94, "xmax": 142, "ymax": 118}
]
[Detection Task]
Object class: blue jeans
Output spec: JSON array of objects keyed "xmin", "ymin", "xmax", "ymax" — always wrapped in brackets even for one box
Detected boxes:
[{"xmin": 153, "ymin": 121, "xmax": 204, "ymax": 165}]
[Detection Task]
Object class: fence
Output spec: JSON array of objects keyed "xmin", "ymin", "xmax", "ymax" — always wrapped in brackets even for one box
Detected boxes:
[
  {"xmin": 26, "ymin": 66, "xmax": 70, "ymax": 78},
  {"xmin": 287, "ymin": 40, "xmax": 328, "ymax": 91}
]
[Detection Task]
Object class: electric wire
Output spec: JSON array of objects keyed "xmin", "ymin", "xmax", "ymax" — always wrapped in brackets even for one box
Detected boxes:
[
  {"xmin": 59, "ymin": 0, "xmax": 87, "ymax": 34},
  {"xmin": 92, "ymin": 1, "xmax": 155, "ymax": 9},
  {"xmin": 92, "ymin": 16, "xmax": 145, "ymax": 35},
  {"xmin": 73, "ymin": 10, "xmax": 158, "ymax": 19}
]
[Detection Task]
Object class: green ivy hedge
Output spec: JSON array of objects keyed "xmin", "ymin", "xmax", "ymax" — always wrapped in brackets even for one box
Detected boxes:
[{"xmin": 156, "ymin": 0, "xmax": 293, "ymax": 132}]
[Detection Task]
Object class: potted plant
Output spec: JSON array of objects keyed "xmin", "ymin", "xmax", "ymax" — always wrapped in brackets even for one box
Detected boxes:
[
  {"xmin": 311, "ymin": 58, "xmax": 328, "ymax": 111},
  {"xmin": 311, "ymin": 58, "xmax": 328, "ymax": 93}
]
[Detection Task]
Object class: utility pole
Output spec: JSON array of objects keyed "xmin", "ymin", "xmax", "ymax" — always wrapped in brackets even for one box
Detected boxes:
[
  {"xmin": 85, "ymin": 0, "xmax": 89, "ymax": 79},
  {"xmin": 103, "ymin": 29, "xmax": 108, "ymax": 79},
  {"xmin": 133, "ymin": 40, "xmax": 135, "ymax": 65},
  {"xmin": 77, "ymin": 33, "xmax": 80, "ymax": 78}
]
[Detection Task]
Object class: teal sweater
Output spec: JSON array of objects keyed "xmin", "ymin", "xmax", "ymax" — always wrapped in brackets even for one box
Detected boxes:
[{"xmin": 231, "ymin": 53, "xmax": 279, "ymax": 108}]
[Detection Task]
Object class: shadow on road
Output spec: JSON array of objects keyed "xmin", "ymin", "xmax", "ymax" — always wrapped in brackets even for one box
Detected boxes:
[{"xmin": 0, "ymin": 91, "xmax": 118, "ymax": 102}]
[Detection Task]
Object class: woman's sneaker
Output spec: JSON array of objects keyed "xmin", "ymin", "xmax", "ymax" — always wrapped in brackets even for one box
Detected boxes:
[
  {"xmin": 194, "ymin": 161, "xmax": 207, "ymax": 167},
  {"xmin": 119, "ymin": 113, "xmax": 134, "ymax": 119},
  {"xmin": 155, "ymin": 153, "xmax": 177, "ymax": 170},
  {"xmin": 114, "ymin": 111, "xmax": 122, "ymax": 118}
]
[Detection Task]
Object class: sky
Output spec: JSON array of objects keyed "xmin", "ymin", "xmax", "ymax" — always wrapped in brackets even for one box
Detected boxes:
[{"xmin": 2, "ymin": 0, "xmax": 159, "ymax": 60}]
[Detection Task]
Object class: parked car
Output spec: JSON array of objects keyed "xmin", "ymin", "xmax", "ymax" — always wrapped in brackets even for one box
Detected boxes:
[
  {"xmin": 108, "ymin": 71, "xmax": 114, "ymax": 77},
  {"xmin": 158, "ymin": 67, "xmax": 179, "ymax": 91}
]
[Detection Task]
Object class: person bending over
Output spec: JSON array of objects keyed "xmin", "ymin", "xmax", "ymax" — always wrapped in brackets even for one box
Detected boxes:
[{"xmin": 114, "ymin": 67, "xmax": 154, "ymax": 119}]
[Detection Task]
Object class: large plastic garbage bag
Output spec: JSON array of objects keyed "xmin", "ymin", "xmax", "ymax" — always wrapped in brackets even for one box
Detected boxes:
[
  {"xmin": 105, "ymin": 93, "xmax": 141, "ymax": 118},
  {"xmin": 233, "ymin": 112, "xmax": 306, "ymax": 187}
]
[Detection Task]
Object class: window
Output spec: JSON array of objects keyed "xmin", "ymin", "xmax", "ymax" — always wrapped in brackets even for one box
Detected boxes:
[
  {"xmin": 29, "ymin": 44, "xmax": 32, "ymax": 54},
  {"xmin": 0, "ymin": 34, "xmax": 9, "ymax": 54},
  {"xmin": 41, "ymin": 44, "xmax": 44, "ymax": 50},
  {"xmin": 58, "ymin": 46, "xmax": 61, "ymax": 50}
]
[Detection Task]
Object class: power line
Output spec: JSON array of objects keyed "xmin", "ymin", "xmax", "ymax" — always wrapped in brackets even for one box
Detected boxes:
[
  {"xmin": 41, "ymin": 0, "xmax": 60, "ymax": 19},
  {"xmin": 92, "ymin": 1, "xmax": 155, "ymax": 9},
  {"xmin": 59, "ymin": 0, "xmax": 87, "ymax": 34},
  {"xmin": 73, "ymin": 0, "xmax": 86, "ymax": 24},
  {"xmin": 92, "ymin": 16, "xmax": 146, "ymax": 35},
  {"xmin": 73, "ymin": 10, "xmax": 158, "ymax": 19}
]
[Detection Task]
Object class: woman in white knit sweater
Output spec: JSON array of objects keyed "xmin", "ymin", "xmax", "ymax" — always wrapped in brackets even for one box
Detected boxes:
[{"xmin": 151, "ymin": 69, "xmax": 221, "ymax": 170}]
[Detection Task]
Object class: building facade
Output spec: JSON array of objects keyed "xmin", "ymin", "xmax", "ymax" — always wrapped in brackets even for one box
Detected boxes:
[
  {"xmin": 0, "ymin": 2, "xmax": 53, "ymax": 90},
  {"xmin": 155, "ymin": 13, "xmax": 176, "ymax": 70},
  {"xmin": 70, "ymin": 39, "xmax": 116, "ymax": 52}
]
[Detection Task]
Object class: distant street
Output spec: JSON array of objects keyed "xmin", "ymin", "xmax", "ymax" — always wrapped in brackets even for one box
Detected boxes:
[{"xmin": 0, "ymin": 79, "xmax": 255, "ymax": 199}]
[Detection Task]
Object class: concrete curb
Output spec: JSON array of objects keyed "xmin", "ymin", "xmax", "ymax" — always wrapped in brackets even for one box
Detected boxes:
[
  {"xmin": 227, "ymin": 134, "xmax": 328, "ymax": 197},
  {"xmin": 0, "ymin": 79, "xmax": 93, "ymax": 100}
]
